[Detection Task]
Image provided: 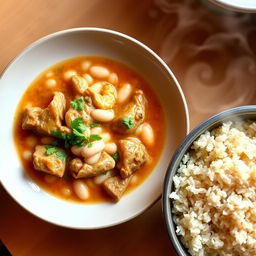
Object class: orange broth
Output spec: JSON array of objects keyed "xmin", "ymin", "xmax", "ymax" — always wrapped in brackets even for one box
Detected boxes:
[{"xmin": 14, "ymin": 56, "xmax": 165, "ymax": 203}]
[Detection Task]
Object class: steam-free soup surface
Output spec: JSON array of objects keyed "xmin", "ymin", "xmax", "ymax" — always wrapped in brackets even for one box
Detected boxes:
[{"xmin": 14, "ymin": 56, "xmax": 165, "ymax": 203}]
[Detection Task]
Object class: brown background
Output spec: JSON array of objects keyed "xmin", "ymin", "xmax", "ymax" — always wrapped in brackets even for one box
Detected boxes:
[{"xmin": 1, "ymin": 0, "xmax": 256, "ymax": 255}]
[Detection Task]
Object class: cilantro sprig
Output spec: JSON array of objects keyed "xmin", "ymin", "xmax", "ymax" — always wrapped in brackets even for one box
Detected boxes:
[
  {"xmin": 45, "ymin": 145, "xmax": 67, "ymax": 161},
  {"xmin": 51, "ymin": 118, "xmax": 102, "ymax": 148},
  {"xmin": 87, "ymin": 134, "xmax": 102, "ymax": 148},
  {"xmin": 70, "ymin": 98, "xmax": 84, "ymax": 111},
  {"xmin": 122, "ymin": 117, "xmax": 134, "ymax": 129}
]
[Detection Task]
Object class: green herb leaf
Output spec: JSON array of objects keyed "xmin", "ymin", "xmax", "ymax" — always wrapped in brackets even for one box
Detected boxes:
[
  {"xmin": 90, "ymin": 122, "xmax": 101, "ymax": 128},
  {"xmin": 55, "ymin": 150, "xmax": 68, "ymax": 161},
  {"xmin": 85, "ymin": 135, "xmax": 102, "ymax": 148},
  {"xmin": 87, "ymin": 142, "xmax": 93, "ymax": 148},
  {"xmin": 89, "ymin": 134, "xmax": 102, "ymax": 141},
  {"xmin": 51, "ymin": 130, "xmax": 67, "ymax": 140},
  {"xmin": 71, "ymin": 98, "xmax": 84, "ymax": 111},
  {"xmin": 112, "ymin": 152, "xmax": 119, "ymax": 162},
  {"xmin": 51, "ymin": 130, "xmax": 69, "ymax": 148},
  {"xmin": 45, "ymin": 145, "xmax": 67, "ymax": 161},
  {"xmin": 51, "ymin": 118, "xmax": 99, "ymax": 148},
  {"xmin": 45, "ymin": 145, "xmax": 58, "ymax": 155},
  {"xmin": 122, "ymin": 117, "xmax": 134, "ymax": 129},
  {"xmin": 73, "ymin": 129, "xmax": 86, "ymax": 139},
  {"xmin": 71, "ymin": 117, "xmax": 86, "ymax": 132},
  {"xmin": 67, "ymin": 133, "xmax": 85, "ymax": 147}
]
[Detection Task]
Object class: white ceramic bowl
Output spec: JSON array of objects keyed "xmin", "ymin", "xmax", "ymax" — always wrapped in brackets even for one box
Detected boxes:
[
  {"xmin": 208, "ymin": 0, "xmax": 256, "ymax": 12},
  {"xmin": 0, "ymin": 28, "xmax": 189, "ymax": 229}
]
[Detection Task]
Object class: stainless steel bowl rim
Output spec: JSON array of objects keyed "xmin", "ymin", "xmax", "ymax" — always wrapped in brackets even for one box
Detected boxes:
[{"xmin": 162, "ymin": 105, "xmax": 256, "ymax": 256}]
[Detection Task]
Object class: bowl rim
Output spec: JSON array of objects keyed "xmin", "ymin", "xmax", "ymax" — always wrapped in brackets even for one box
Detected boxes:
[
  {"xmin": 162, "ymin": 105, "xmax": 256, "ymax": 255},
  {"xmin": 0, "ymin": 27, "xmax": 190, "ymax": 133},
  {"xmin": 208, "ymin": 0, "xmax": 256, "ymax": 12},
  {"xmin": 0, "ymin": 27, "xmax": 190, "ymax": 229}
]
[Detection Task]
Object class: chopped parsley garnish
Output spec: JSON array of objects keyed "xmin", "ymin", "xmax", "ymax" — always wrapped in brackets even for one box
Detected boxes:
[
  {"xmin": 51, "ymin": 118, "xmax": 102, "ymax": 148},
  {"xmin": 85, "ymin": 134, "xmax": 102, "ymax": 148},
  {"xmin": 89, "ymin": 134, "xmax": 102, "ymax": 141},
  {"xmin": 71, "ymin": 98, "xmax": 84, "ymax": 111},
  {"xmin": 112, "ymin": 152, "xmax": 119, "ymax": 162},
  {"xmin": 71, "ymin": 117, "xmax": 87, "ymax": 132},
  {"xmin": 45, "ymin": 145, "xmax": 67, "ymax": 161},
  {"xmin": 90, "ymin": 122, "xmax": 101, "ymax": 128},
  {"xmin": 45, "ymin": 145, "xmax": 58, "ymax": 155},
  {"xmin": 87, "ymin": 142, "xmax": 93, "ymax": 148},
  {"xmin": 51, "ymin": 130, "xmax": 67, "ymax": 140},
  {"xmin": 122, "ymin": 117, "xmax": 134, "ymax": 129},
  {"xmin": 73, "ymin": 128, "xmax": 86, "ymax": 138}
]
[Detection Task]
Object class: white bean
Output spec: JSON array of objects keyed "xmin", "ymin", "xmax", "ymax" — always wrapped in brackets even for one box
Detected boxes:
[
  {"xmin": 91, "ymin": 109, "xmax": 115, "ymax": 122},
  {"xmin": 81, "ymin": 61, "xmax": 91, "ymax": 71},
  {"xmin": 26, "ymin": 136, "xmax": 37, "ymax": 147},
  {"xmin": 73, "ymin": 180, "xmax": 89, "ymax": 200},
  {"xmin": 71, "ymin": 145, "xmax": 83, "ymax": 156},
  {"xmin": 63, "ymin": 70, "xmax": 77, "ymax": 81},
  {"xmin": 83, "ymin": 73, "xmax": 94, "ymax": 85},
  {"xmin": 44, "ymin": 174, "xmax": 57, "ymax": 184},
  {"xmin": 23, "ymin": 150, "xmax": 32, "ymax": 161},
  {"xmin": 117, "ymin": 83, "xmax": 132, "ymax": 104},
  {"xmin": 108, "ymin": 72, "xmax": 118, "ymax": 84},
  {"xmin": 81, "ymin": 140, "xmax": 105, "ymax": 158},
  {"xmin": 45, "ymin": 78, "xmax": 57, "ymax": 88},
  {"xmin": 89, "ymin": 66, "xmax": 110, "ymax": 79},
  {"xmin": 135, "ymin": 124, "xmax": 143, "ymax": 135},
  {"xmin": 101, "ymin": 132, "xmax": 112, "ymax": 142},
  {"xmin": 85, "ymin": 152, "xmax": 101, "ymax": 165},
  {"xmin": 141, "ymin": 123, "xmax": 154, "ymax": 146},
  {"xmin": 130, "ymin": 175, "xmax": 138, "ymax": 185},
  {"xmin": 90, "ymin": 126, "xmax": 103, "ymax": 135},
  {"xmin": 94, "ymin": 171, "xmax": 112, "ymax": 185},
  {"xmin": 104, "ymin": 142, "xmax": 117, "ymax": 155}
]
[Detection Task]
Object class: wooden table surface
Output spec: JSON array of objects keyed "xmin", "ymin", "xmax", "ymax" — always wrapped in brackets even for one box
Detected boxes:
[{"xmin": 1, "ymin": 0, "xmax": 256, "ymax": 255}]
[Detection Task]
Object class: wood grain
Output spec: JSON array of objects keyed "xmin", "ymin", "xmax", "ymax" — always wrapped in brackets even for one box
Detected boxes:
[
  {"xmin": 0, "ymin": 0, "xmax": 175, "ymax": 255},
  {"xmin": 1, "ymin": 0, "xmax": 256, "ymax": 255}
]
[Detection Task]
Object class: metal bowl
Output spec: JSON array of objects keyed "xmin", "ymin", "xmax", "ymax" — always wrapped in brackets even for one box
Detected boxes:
[
  {"xmin": 208, "ymin": 0, "xmax": 256, "ymax": 13},
  {"xmin": 162, "ymin": 105, "xmax": 256, "ymax": 256}
]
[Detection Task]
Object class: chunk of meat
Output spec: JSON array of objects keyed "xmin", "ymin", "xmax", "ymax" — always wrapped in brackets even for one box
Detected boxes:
[
  {"xmin": 65, "ymin": 99, "xmax": 93, "ymax": 128},
  {"xmin": 112, "ymin": 90, "xmax": 146, "ymax": 134},
  {"xmin": 118, "ymin": 138, "xmax": 150, "ymax": 178},
  {"xmin": 103, "ymin": 175, "xmax": 131, "ymax": 201},
  {"xmin": 87, "ymin": 82, "xmax": 117, "ymax": 109},
  {"xmin": 70, "ymin": 151, "xmax": 115, "ymax": 178},
  {"xmin": 33, "ymin": 145, "xmax": 66, "ymax": 177},
  {"xmin": 71, "ymin": 75, "xmax": 88, "ymax": 95},
  {"xmin": 22, "ymin": 92, "xmax": 70, "ymax": 135}
]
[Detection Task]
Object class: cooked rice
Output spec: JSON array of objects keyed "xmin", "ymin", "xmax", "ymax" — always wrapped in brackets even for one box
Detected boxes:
[{"xmin": 170, "ymin": 121, "xmax": 256, "ymax": 256}]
